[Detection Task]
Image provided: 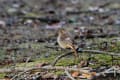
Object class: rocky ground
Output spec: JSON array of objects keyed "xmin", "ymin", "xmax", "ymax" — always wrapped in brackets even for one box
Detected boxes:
[{"xmin": 0, "ymin": 0, "xmax": 120, "ymax": 80}]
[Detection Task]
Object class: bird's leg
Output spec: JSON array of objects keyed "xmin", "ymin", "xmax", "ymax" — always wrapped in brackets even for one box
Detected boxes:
[
  {"xmin": 73, "ymin": 51, "xmax": 79, "ymax": 64},
  {"xmin": 73, "ymin": 56, "xmax": 79, "ymax": 64},
  {"xmin": 70, "ymin": 45, "xmax": 79, "ymax": 64}
]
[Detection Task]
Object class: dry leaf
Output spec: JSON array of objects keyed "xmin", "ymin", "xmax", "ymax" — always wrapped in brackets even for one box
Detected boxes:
[{"xmin": 71, "ymin": 71, "xmax": 79, "ymax": 77}]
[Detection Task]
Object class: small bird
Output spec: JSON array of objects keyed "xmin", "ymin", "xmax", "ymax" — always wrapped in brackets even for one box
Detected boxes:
[{"xmin": 57, "ymin": 28, "xmax": 79, "ymax": 61}]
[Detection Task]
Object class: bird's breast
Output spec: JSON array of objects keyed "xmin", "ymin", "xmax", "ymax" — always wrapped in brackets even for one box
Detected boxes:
[{"xmin": 57, "ymin": 37, "xmax": 67, "ymax": 49}]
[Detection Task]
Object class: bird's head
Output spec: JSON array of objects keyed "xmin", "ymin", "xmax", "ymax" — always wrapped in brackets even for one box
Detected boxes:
[{"xmin": 58, "ymin": 28, "xmax": 66, "ymax": 35}]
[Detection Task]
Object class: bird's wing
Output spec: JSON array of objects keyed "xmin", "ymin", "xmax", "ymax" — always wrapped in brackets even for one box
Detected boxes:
[{"xmin": 61, "ymin": 32, "xmax": 74, "ymax": 45}]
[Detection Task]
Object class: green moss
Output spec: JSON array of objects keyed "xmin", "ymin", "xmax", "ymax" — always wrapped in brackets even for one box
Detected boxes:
[
  {"xmin": 55, "ymin": 71, "xmax": 64, "ymax": 76},
  {"xmin": 0, "ymin": 73, "xmax": 5, "ymax": 79},
  {"xmin": 56, "ymin": 58, "xmax": 75, "ymax": 66},
  {"xmin": 96, "ymin": 54, "xmax": 111, "ymax": 60}
]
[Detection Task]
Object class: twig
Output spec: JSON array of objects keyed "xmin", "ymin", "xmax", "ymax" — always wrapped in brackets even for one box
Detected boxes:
[
  {"xmin": 65, "ymin": 69, "xmax": 76, "ymax": 80},
  {"xmin": 51, "ymin": 52, "xmax": 71, "ymax": 66},
  {"xmin": 1, "ymin": 66, "xmax": 88, "ymax": 79},
  {"xmin": 0, "ymin": 66, "xmax": 119, "ymax": 79},
  {"xmin": 52, "ymin": 49, "xmax": 120, "ymax": 66},
  {"xmin": 11, "ymin": 57, "xmax": 31, "ymax": 80},
  {"xmin": 81, "ymin": 50, "xmax": 120, "ymax": 56},
  {"xmin": 0, "ymin": 66, "xmax": 89, "ymax": 73},
  {"xmin": 95, "ymin": 66, "xmax": 120, "ymax": 77},
  {"xmin": 24, "ymin": 57, "xmax": 31, "ymax": 71}
]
